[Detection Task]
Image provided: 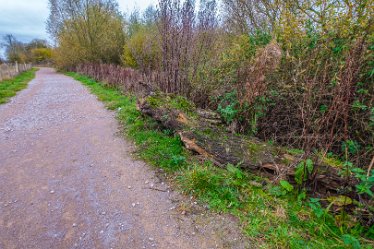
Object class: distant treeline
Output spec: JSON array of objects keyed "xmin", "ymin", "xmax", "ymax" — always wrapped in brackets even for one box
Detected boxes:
[{"xmin": 1, "ymin": 35, "xmax": 52, "ymax": 64}]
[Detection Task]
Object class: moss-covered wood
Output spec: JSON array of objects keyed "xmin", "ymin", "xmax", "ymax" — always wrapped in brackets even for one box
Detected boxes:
[{"xmin": 137, "ymin": 92, "xmax": 357, "ymax": 192}]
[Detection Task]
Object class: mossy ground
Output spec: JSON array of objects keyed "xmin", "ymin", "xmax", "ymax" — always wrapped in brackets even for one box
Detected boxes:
[
  {"xmin": 67, "ymin": 72, "xmax": 374, "ymax": 249},
  {"xmin": 0, "ymin": 69, "xmax": 37, "ymax": 104},
  {"xmin": 147, "ymin": 92, "xmax": 197, "ymax": 118}
]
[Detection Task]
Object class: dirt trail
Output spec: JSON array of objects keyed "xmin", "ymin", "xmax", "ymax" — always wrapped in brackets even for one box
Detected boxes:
[{"xmin": 0, "ymin": 68, "xmax": 250, "ymax": 249}]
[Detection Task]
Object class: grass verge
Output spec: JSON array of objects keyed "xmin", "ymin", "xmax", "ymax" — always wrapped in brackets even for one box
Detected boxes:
[
  {"xmin": 67, "ymin": 72, "xmax": 374, "ymax": 249},
  {"xmin": 0, "ymin": 69, "xmax": 38, "ymax": 104}
]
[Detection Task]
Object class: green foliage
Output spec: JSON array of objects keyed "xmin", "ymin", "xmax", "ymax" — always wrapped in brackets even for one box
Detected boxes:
[
  {"xmin": 204, "ymin": 34, "xmax": 260, "ymax": 95},
  {"xmin": 286, "ymin": 148, "xmax": 305, "ymax": 155},
  {"xmin": 352, "ymin": 101, "xmax": 368, "ymax": 111},
  {"xmin": 308, "ymin": 198, "xmax": 324, "ymax": 218},
  {"xmin": 171, "ymin": 155, "xmax": 186, "ymax": 167},
  {"xmin": 340, "ymin": 161, "xmax": 355, "ymax": 177},
  {"xmin": 147, "ymin": 93, "xmax": 196, "ymax": 116},
  {"xmin": 249, "ymin": 30, "xmax": 272, "ymax": 48},
  {"xmin": 321, "ymin": 153, "xmax": 345, "ymax": 168},
  {"xmin": 217, "ymin": 91, "xmax": 239, "ymax": 124},
  {"xmin": 0, "ymin": 69, "xmax": 37, "ymax": 104},
  {"xmin": 320, "ymin": 104, "xmax": 328, "ymax": 114},
  {"xmin": 280, "ymin": 180, "xmax": 294, "ymax": 192},
  {"xmin": 352, "ymin": 168, "xmax": 374, "ymax": 197},
  {"xmin": 268, "ymin": 185, "xmax": 287, "ymax": 197},
  {"xmin": 214, "ymin": 33, "xmax": 275, "ymax": 133},
  {"xmin": 170, "ymin": 95, "xmax": 196, "ymax": 114},
  {"xmin": 342, "ymin": 234, "xmax": 361, "ymax": 249},
  {"xmin": 122, "ymin": 25, "xmax": 160, "ymax": 71},
  {"xmin": 54, "ymin": 4, "xmax": 125, "ymax": 68},
  {"xmin": 305, "ymin": 159, "xmax": 314, "ymax": 173},
  {"xmin": 227, "ymin": 164, "xmax": 245, "ymax": 180},
  {"xmin": 295, "ymin": 159, "xmax": 314, "ymax": 185},
  {"xmin": 249, "ymin": 95, "xmax": 273, "ymax": 134},
  {"xmin": 342, "ymin": 140, "xmax": 361, "ymax": 155},
  {"xmin": 269, "ymin": 180, "xmax": 294, "ymax": 197},
  {"xmin": 326, "ymin": 195, "xmax": 353, "ymax": 208},
  {"xmin": 70, "ymin": 72, "xmax": 374, "ymax": 249},
  {"xmin": 30, "ymin": 48, "xmax": 53, "ymax": 63},
  {"xmin": 305, "ymin": 20, "xmax": 319, "ymax": 49}
]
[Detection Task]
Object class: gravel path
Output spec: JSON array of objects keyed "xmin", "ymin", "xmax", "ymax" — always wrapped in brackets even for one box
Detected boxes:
[{"xmin": 0, "ymin": 68, "xmax": 250, "ymax": 249}]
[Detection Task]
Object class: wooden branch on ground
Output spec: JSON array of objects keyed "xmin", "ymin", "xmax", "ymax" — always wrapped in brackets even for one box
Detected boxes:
[{"xmin": 137, "ymin": 93, "xmax": 357, "ymax": 192}]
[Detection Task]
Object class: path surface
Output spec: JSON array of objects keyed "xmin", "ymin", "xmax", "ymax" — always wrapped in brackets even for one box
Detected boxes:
[{"xmin": 0, "ymin": 68, "xmax": 250, "ymax": 249}]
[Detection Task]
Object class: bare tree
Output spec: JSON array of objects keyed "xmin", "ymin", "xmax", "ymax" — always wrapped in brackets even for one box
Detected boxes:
[
  {"xmin": 143, "ymin": 5, "xmax": 157, "ymax": 26},
  {"xmin": 1, "ymin": 35, "xmax": 26, "ymax": 62},
  {"xmin": 222, "ymin": 0, "xmax": 280, "ymax": 34},
  {"xmin": 47, "ymin": 0, "xmax": 120, "ymax": 40},
  {"xmin": 157, "ymin": 0, "xmax": 195, "ymax": 94}
]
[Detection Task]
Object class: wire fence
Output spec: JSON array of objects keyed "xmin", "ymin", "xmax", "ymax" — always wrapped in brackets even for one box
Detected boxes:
[{"xmin": 0, "ymin": 62, "xmax": 32, "ymax": 81}]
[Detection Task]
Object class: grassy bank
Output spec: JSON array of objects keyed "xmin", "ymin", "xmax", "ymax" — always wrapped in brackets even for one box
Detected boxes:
[
  {"xmin": 0, "ymin": 69, "xmax": 37, "ymax": 104},
  {"xmin": 67, "ymin": 72, "xmax": 374, "ymax": 249}
]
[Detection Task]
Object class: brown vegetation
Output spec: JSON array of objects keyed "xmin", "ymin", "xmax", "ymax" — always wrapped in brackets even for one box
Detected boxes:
[{"xmin": 47, "ymin": 0, "xmax": 374, "ymax": 238}]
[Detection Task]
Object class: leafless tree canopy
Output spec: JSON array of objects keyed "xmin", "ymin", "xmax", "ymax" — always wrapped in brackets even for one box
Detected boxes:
[{"xmin": 47, "ymin": 0, "xmax": 120, "ymax": 39}]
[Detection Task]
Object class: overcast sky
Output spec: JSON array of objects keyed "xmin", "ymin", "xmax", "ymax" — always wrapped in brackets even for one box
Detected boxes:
[{"xmin": 0, "ymin": 0, "xmax": 157, "ymax": 57}]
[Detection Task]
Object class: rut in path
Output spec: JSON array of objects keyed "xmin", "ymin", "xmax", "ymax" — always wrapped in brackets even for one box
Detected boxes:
[{"xmin": 0, "ymin": 68, "xmax": 250, "ymax": 249}]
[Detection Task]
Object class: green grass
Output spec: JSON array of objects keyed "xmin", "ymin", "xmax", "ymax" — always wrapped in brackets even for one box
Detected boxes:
[
  {"xmin": 67, "ymin": 72, "xmax": 374, "ymax": 249},
  {"xmin": 0, "ymin": 69, "xmax": 37, "ymax": 104},
  {"xmin": 66, "ymin": 72, "xmax": 188, "ymax": 171}
]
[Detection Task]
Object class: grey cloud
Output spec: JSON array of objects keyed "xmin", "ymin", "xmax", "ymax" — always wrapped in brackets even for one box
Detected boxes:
[{"xmin": 0, "ymin": 0, "xmax": 50, "ymax": 43}]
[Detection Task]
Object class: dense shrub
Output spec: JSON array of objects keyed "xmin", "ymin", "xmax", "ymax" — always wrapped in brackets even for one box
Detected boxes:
[
  {"xmin": 49, "ymin": 0, "xmax": 373, "ymax": 166},
  {"xmin": 121, "ymin": 25, "xmax": 161, "ymax": 73},
  {"xmin": 48, "ymin": 0, "xmax": 125, "ymax": 68}
]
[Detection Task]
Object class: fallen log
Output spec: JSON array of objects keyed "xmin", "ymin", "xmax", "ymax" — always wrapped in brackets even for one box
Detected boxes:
[{"xmin": 137, "ymin": 93, "xmax": 356, "ymax": 192}]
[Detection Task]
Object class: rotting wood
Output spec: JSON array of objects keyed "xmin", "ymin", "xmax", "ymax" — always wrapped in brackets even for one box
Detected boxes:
[{"xmin": 137, "ymin": 93, "xmax": 358, "ymax": 192}]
